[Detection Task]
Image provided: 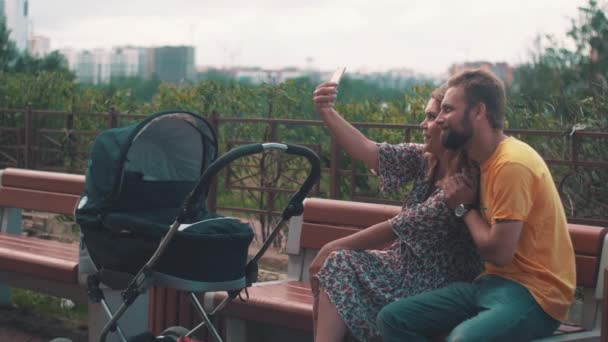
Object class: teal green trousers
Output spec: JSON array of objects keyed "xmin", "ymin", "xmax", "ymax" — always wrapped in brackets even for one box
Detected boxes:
[{"xmin": 377, "ymin": 275, "xmax": 560, "ymax": 342}]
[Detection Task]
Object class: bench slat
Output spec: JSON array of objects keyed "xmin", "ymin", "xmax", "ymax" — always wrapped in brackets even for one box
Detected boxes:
[
  {"xmin": 303, "ymin": 198, "xmax": 399, "ymax": 228},
  {"xmin": 0, "ymin": 234, "xmax": 78, "ymax": 284},
  {"xmin": 576, "ymin": 255, "xmax": 601, "ymax": 288},
  {"xmin": 0, "ymin": 246, "xmax": 77, "ymax": 283},
  {"xmin": 215, "ymin": 281, "xmax": 313, "ymax": 331},
  {"xmin": 300, "ymin": 223, "xmax": 360, "ymax": 250},
  {"xmin": 0, "ymin": 187, "xmax": 80, "ymax": 215},
  {"xmin": 1, "ymin": 168, "xmax": 84, "ymax": 194},
  {"xmin": 0, "ymin": 234, "xmax": 78, "ymax": 257},
  {"xmin": 569, "ymin": 224, "xmax": 608, "ymax": 256},
  {"xmin": 0, "ymin": 239, "xmax": 78, "ymax": 259}
]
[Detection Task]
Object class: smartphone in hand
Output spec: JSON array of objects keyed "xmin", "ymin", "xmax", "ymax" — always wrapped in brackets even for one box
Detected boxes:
[{"xmin": 330, "ymin": 67, "xmax": 346, "ymax": 84}]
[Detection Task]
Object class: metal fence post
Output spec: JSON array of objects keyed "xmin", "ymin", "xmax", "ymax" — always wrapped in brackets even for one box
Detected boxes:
[
  {"xmin": 23, "ymin": 104, "xmax": 32, "ymax": 169},
  {"xmin": 329, "ymin": 136, "xmax": 341, "ymax": 199},
  {"xmin": 108, "ymin": 106, "xmax": 118, "ymax": 128}
]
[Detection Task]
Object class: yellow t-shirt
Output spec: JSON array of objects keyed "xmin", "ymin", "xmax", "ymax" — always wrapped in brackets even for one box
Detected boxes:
[{"xmin": 480, "ymin": 137, "xmax": 575, "ymax": 321}]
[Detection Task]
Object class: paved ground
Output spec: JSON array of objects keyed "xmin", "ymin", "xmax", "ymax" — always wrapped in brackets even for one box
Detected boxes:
[{"xmin": 0, "ymin": 306, "xmax": 87, "ymax": 341}]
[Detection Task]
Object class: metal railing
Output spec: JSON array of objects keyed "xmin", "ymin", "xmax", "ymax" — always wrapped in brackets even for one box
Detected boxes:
[{"xmin": 1, "ymin": 107, "xmax": 606, "ymax": 227}]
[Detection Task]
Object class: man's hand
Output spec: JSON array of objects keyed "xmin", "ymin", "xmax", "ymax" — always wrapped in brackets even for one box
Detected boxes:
[
  {"xmin": 313, "ymin": 82, "xmax": 338, "ymax": 116},
  {"xmin": 440, "ymin": 173, "xmax": 477, "ymax": 209}
]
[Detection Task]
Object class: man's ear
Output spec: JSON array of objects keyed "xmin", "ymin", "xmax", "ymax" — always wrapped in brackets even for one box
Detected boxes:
[{"xmin": 473, "ymin": 102, "xmax": 487, "ymax": 122}]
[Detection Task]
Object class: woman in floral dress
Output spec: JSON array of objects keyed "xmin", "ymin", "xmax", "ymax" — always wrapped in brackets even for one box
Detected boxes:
[{"xmin": 310, "ymin": 83, "xmax": 483, "ymax": 342}]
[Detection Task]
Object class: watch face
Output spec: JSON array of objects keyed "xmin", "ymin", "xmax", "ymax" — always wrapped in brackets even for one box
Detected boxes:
[{"xmin": 455, "ymin": 205, "xmax": 465, "ymax": 217}]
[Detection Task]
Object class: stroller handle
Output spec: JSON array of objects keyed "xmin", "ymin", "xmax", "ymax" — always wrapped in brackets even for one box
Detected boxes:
[{"xmin": 178, "ymin": 143, "xmax": 321, "ymax": 223}]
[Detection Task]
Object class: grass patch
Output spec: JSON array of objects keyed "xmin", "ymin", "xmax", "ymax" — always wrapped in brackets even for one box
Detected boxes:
[{"xmin": 12, "ymin": 289, "xmax": 87, "ymax": 322}]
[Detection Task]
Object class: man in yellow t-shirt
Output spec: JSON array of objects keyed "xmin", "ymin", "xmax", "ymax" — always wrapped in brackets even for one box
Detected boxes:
[{"xmin": 377, "ymin": 69, "xmax": 575, "ymax": 342}]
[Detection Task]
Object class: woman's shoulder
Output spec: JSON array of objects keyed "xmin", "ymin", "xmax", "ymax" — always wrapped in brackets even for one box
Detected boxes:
[{"xmin": 377, "ymin": 142, "xmax": 425, "ymax": 156}]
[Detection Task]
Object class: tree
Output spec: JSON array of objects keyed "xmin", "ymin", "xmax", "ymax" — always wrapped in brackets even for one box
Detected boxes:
[
  {"xmin": 0, "ymin": 22, "xmax": 18, "ymax": 71},
  {"xmin": 12, "ymin": 51, "xmax": 72, "ymax": 74},
  {"xmin": 509, "ymin": 0, "xmax": 608, "ymax": 129}
]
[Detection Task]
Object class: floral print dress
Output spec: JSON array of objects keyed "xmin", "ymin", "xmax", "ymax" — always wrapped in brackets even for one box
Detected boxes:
[{"xmin": 316, "ymin": 143, "xmax": 482, "ymax": 342}]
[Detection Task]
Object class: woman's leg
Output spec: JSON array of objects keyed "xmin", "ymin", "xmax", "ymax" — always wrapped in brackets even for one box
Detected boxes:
[
  {"xmin": 315, "ymin": 288, "xmax": 347, "ymax": 342},
  {"xmin": 312, "ymin": 295, "xmax": 319, "ymax": 338}
]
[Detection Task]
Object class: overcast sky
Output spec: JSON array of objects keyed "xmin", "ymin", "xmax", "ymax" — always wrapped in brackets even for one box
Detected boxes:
[{"xmin": 30, "ymin": 0, "xmax": 589, "ymax": 75}]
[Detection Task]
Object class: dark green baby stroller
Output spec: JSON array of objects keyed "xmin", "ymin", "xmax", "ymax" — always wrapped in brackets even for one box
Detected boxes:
[{"xmin": 74, "ymin": 110, "xmax": 320, "ymax": 342}]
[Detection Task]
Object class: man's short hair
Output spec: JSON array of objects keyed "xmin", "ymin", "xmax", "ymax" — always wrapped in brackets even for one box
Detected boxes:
[
  {"xmin": 447, "ymin": 69, "xmax": 506, "ymax": 129},
  {"xmin": 431, "ymin": 82, "xmax": 448, "ymax": 103}
]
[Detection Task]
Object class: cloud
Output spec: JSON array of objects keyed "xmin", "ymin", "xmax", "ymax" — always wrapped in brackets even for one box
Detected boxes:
[{"xmin": 30, "ymin": 0, "xmax": 588, "ymax": 74}]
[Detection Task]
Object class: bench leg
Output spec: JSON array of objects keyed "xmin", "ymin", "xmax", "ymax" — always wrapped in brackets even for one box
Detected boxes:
[
  {"xmin": 0, "ymin": 208, "xmax": 22, "ymax": 307},
  {"xmin": 0, "ymin": 285, "xmax": 10, "ymax": 308},
  {"xmin": 87, "ymin": 289, "xmax": 149, "ymax": 342},
  {"xmin": 222, "ymin": 317, "xmax": 313, "ymax": 342},
  {"xmin": 224, "ymin": 317, "xmax": 248, "ymax": 342}
]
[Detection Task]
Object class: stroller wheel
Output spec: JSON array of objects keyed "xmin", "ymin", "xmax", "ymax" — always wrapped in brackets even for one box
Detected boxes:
[{"xmin": 160, "ymin": 326, "xmax": 191, "ymax": 338}]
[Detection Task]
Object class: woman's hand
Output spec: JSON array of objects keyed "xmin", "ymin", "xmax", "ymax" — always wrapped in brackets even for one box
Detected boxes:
[
  {"xmin": 312, "ymin": 82, "xmax": 339, "ymax": 116},
  {"xmin": 440, "ymin": 172, "xmax": 478, "ymax": 209},
  {"xmin": 308, "ymin": 243, "xmax": 338, "ymax": 293}
]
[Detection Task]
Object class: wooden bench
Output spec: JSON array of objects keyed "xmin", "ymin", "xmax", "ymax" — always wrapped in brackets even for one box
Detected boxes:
[
  {"xmin": 0, "ymin": 167, "xmax": 86, "ymax": 305},
  {"xmin": 208, "ymin": 197, "xmax": 608, "ymax": 342},
  {"xmin": 0, "ymin": 168, "xmax": 149, "ymax": 342}
]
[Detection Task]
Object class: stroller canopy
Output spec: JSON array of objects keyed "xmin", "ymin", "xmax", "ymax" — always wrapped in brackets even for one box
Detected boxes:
[
  {"xmin": 77, "ymin": 110, "xmax": 254, "ymax": 284},
  {"xmin": 78, "ymin": 110, "xmax": 217, "ymax": 216}
]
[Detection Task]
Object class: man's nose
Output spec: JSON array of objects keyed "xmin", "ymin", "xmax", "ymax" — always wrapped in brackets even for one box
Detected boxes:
[
  {"xmin": 436, "ymin": 115, "xmax": 445, "ymax": 125},
  {"xmin": 419, "ymin": 119, "xmax": 427, "ymax": 129}
]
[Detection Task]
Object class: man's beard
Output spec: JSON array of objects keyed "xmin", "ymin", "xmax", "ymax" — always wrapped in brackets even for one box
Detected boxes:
[{"xmin": 441, "ymin": 109, "xmax": 473, "ymax": 150}]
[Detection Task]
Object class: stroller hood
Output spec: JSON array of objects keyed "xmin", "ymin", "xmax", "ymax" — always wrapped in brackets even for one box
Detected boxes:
[{"xmin": 76, "ymin": 110, "xmax": 217, "ymax": 219}]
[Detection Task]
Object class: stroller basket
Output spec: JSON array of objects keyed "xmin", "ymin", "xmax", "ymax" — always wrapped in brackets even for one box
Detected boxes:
[{"xmin": 75, "ymin": 111, "xmax": 321, "ymax": 342}]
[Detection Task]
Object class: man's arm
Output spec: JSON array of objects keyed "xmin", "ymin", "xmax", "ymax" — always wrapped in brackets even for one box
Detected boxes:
[
  {"xmin": 463, "ymin": 212, "xmax": 523, "ymax": 266},
  {"xmin": 313, "ymin": 82, "xmax": 378, "ymax": 170},
  {"xmin": 442, "ymin": 172, "xmax": 524, "ymax": 267}
]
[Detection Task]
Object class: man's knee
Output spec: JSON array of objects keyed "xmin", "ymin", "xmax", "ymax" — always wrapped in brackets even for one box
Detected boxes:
[
  {"xmin": 376, "ymin": 303, "xmax": 396, "ymax": 333},
  {"xmin": 376, "ymin": 300, "xmax": 419, "ymax": 335},
  {"xmin": 377, "ymin": 301, "xmax": 405, "ymax": 333}
]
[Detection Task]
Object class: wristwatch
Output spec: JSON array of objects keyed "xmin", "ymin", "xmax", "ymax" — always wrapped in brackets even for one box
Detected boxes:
[{"xmin": 454, "ymin": 203, "xmax": 474, "ymax": 218}]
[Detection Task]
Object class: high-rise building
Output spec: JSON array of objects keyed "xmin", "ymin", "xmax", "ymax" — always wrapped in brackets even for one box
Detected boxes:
[
  {"xmin": 138, "ymin": 47, "xmax": 154, "ymax": 79},
  {"xmin": 58, "ymin": 48, "xmax": 78, "ymax": 70},
  {"xmin": 58, "ymin": 45, "xmax": 195, "ymax": 84},
  {"xmin": 75, "ymin": 49, "xmax": 110, "ymax": 84},
  {"xmin": 110, "ymin": 47, "xmax": 140, "ymax": 79},
  {"xmin": 153, "ymin": 46, "xmax": 195, "ymax": 83},
  {"xmin": 3, "ymin": 0, "xmax": 28, "ymax": 51},
  {"xmin": 28, "ymin": 35, "xmax": 50, "ymax": 57}
]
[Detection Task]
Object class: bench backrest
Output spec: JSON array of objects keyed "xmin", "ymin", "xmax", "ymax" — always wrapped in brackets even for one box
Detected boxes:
[
  {"xmin": 286, "ymin": 198, "xmax": 399, "ymax": 281},
  {"xmin": 287, "ymin": 198, "xmax": 608, "ymax": 329},
  {"xmin": 0, "ymin": 168, "xmax": 84, "ymax": 221}
]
